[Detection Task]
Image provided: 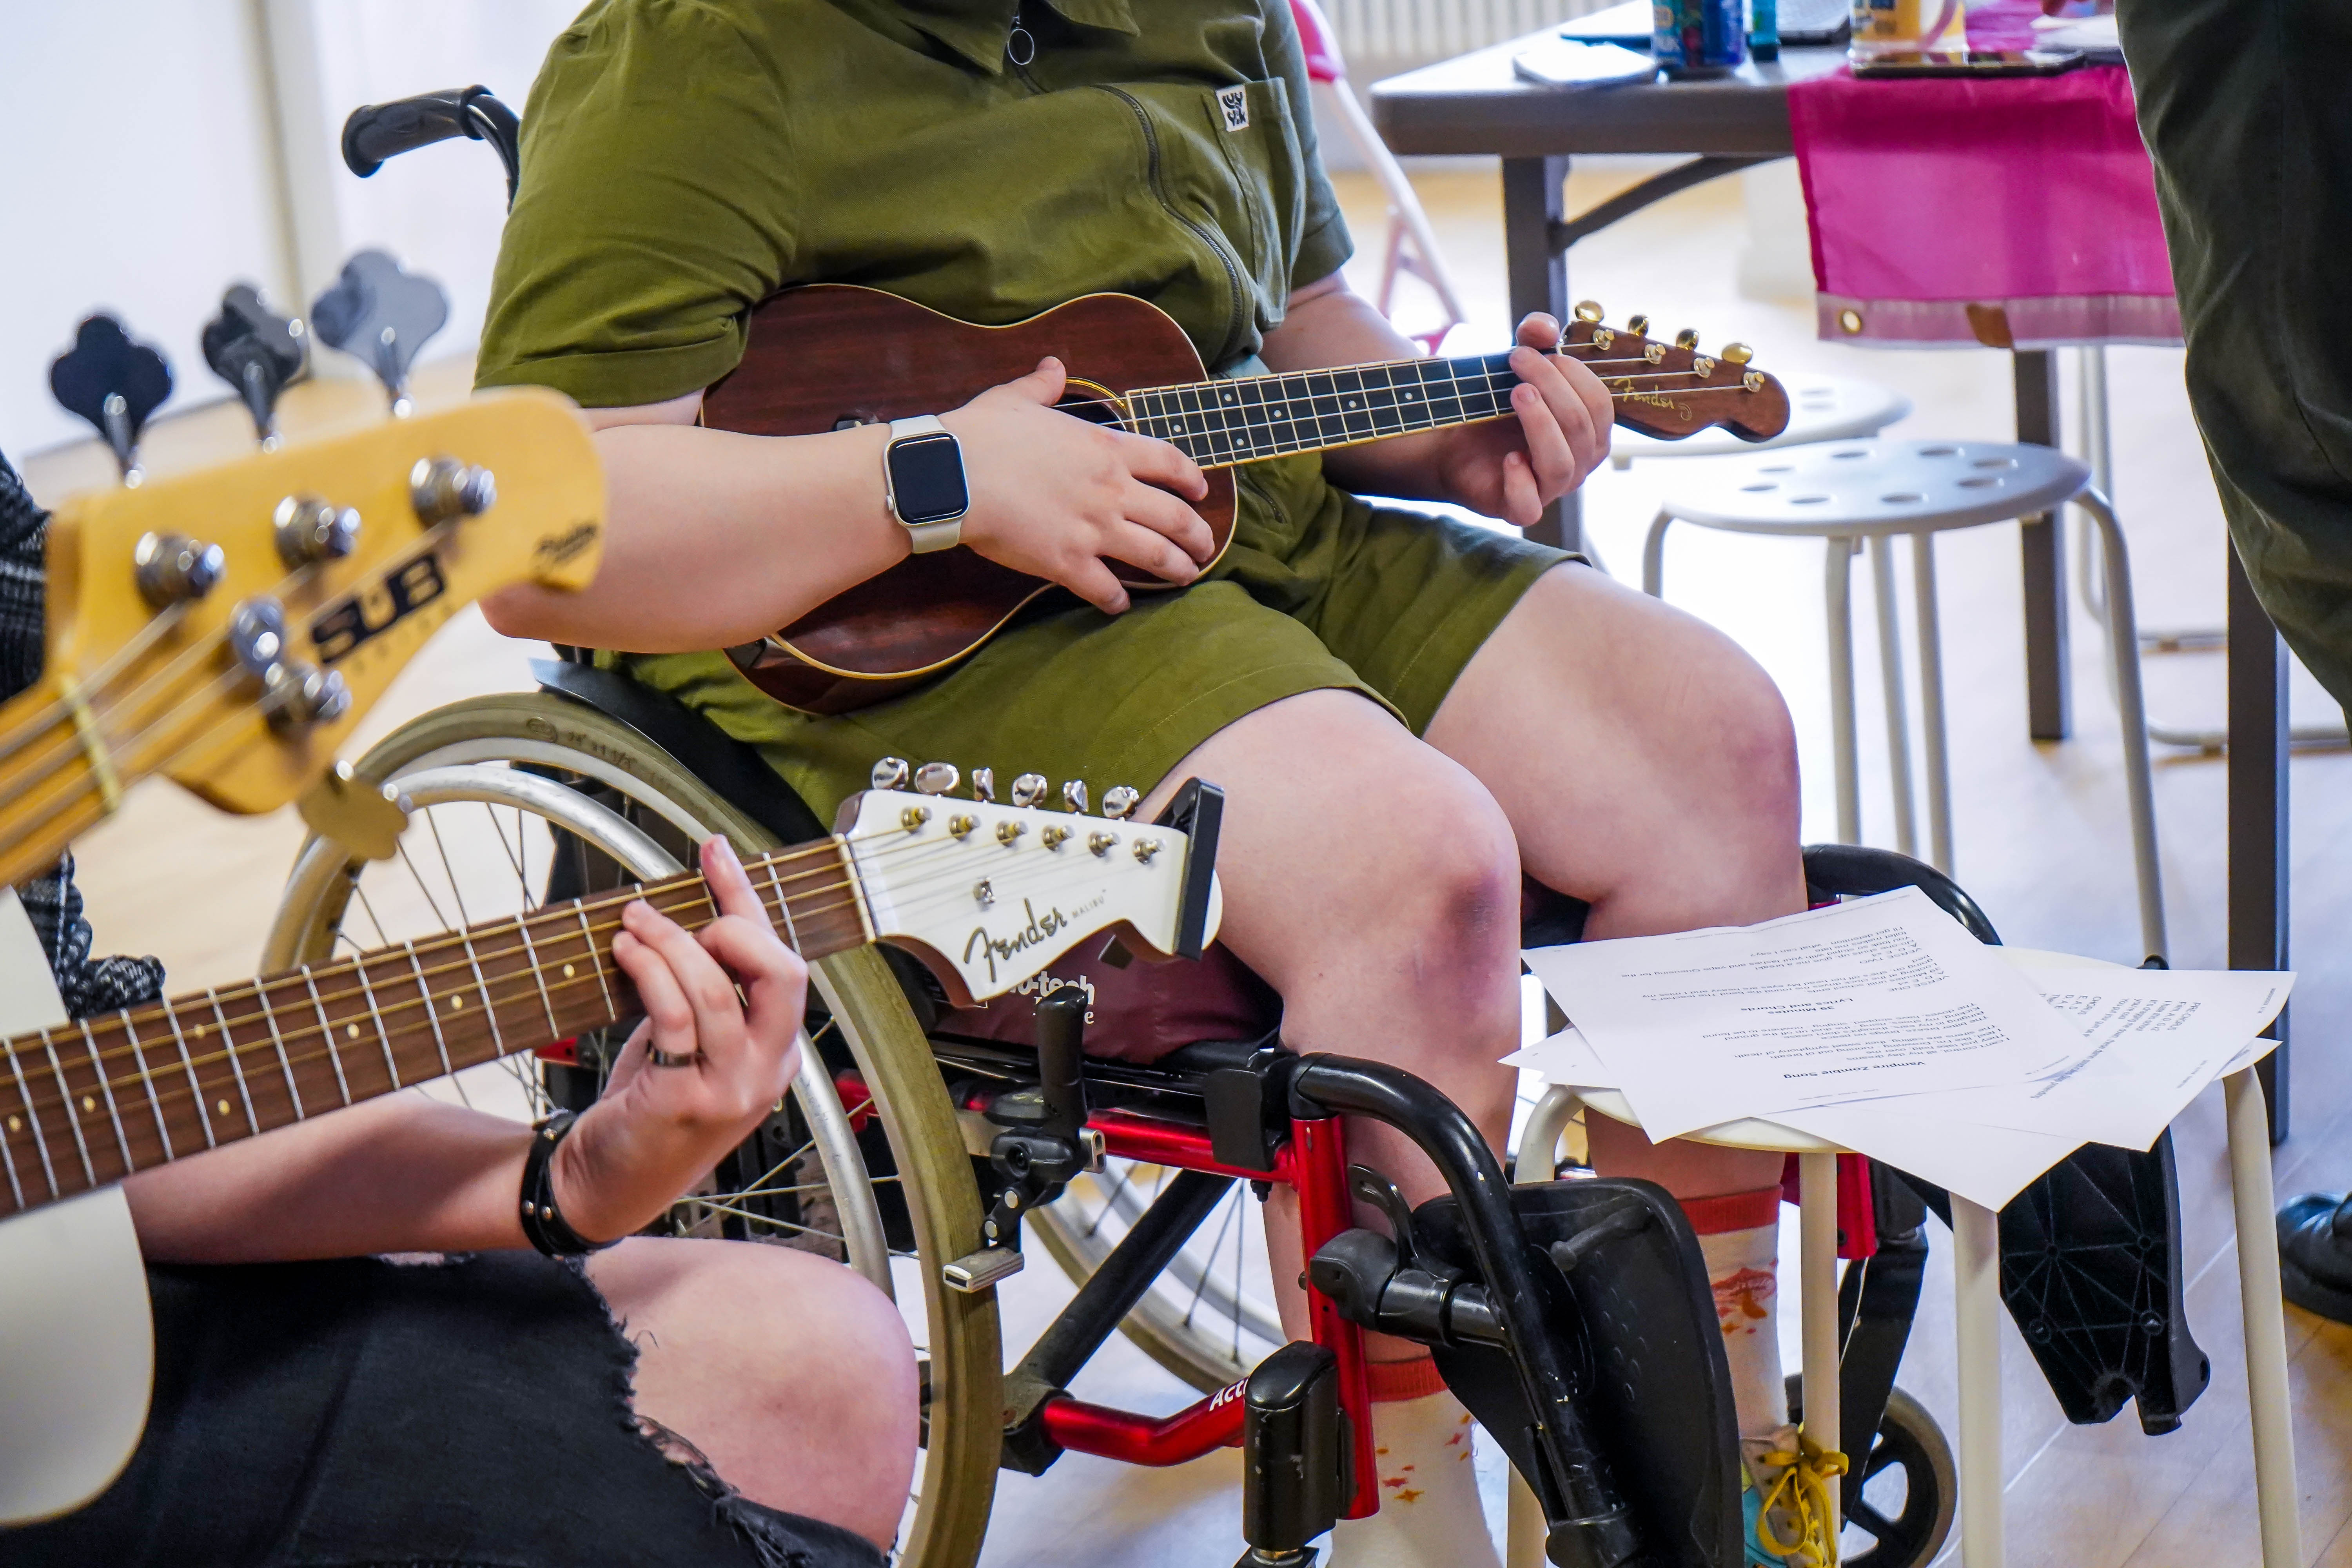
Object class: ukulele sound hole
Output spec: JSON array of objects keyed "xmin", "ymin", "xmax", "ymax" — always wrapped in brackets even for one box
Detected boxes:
[{"xmin": 1057, "ymin": 385, "xmax": 1129, "ymax": 430}]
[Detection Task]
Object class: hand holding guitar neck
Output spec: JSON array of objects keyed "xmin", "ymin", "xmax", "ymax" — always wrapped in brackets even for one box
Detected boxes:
[
  {"xmin": 201, "ymin": 285, "xmax": 308, "ymax": 448},
  {"xmin": 49, "ymin": 316, "xmax": 172, "ymax": 485},
  {"xmin": 1419, "ymin": 312, "xmax": 1617, "ymax": 528},
  {"xmin": 941, "ymin": 356, "xmax": 1214, "ymax": 616}
]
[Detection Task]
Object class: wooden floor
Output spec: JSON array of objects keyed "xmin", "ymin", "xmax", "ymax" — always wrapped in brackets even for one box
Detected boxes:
[{"xmin": 20, "ymin": 161, "xmax": 2352, "ymax": 1566}]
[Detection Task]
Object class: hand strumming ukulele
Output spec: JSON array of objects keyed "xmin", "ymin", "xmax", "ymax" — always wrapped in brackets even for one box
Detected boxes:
[{"xmin": 706, "ymin": 287, "xmax": 1792, "ymax": 715}]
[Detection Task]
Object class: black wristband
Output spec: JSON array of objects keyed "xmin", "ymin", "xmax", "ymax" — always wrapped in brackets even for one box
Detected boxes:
[{"xmin": 519, "ymin": 1109, "xmax": 619, "ymax": 1258}]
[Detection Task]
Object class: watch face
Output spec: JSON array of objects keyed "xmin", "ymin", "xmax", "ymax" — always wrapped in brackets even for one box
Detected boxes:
[{"xmin": 888, "ymin": 432, "xmax": 969, "ymax": 528}]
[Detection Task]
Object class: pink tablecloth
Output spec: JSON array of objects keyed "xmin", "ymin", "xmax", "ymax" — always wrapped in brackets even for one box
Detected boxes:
[{"xmin": 1789, "ymin": 65, "xmax": 2182, "ymax": 348}]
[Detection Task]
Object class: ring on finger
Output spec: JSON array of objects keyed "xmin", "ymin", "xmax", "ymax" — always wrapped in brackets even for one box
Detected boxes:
[{"xmin": 646, "ymin": 1045, "xmax": 704, "ymax": 1069}]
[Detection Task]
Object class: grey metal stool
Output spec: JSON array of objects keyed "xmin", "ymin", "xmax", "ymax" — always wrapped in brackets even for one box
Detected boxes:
[{"xmin": 1643, "ymin": 438, "xmax": 2167, "ymax": 962}]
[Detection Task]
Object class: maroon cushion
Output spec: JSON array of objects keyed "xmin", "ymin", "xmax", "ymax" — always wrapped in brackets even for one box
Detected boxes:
[{"xmin": 935, "ymin": 941, "xmax": 1279, "ymax": 1063}]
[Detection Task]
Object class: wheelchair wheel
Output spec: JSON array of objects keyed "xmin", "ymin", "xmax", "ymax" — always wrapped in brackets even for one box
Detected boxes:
[
  {"xmin": 260, "ymin": 692, "xmax": 1000, "ymax": 1568},
  {"xmin": 1786, "ymin": 1376, "xmax": 1956, "ymax": 1568}
]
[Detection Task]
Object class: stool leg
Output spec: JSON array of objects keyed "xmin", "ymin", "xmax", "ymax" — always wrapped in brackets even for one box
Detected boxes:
[
  {"xmin": 1869, "ymin": 534, "xmax": 1919, "ymax": 859},
  {"xmin": 2227, "ymin": 1067, "xmax": 2303, "ymax": 1568},
  {"xmin": 1798, "ymin": 1152, "xmax": 1842, "ymax": 1528},
  {"xmin": 1826, "ymin": 537, "xmax": 1862, "ymax": 844},
  {"xmin": 1953, "ymin": 1196, "xmax": 2004, "ymax": 1568},
  {"xmin": 1912, "ymin": 533, "xmax": 1955, "ymax": 873},
  {"xmin": 1641, "ymin": 511, "xmax": 1673, "ymax": 598},
  {"xmin": 2074, "ymin": 488, "xmax": 2169, "ymax": 962}
]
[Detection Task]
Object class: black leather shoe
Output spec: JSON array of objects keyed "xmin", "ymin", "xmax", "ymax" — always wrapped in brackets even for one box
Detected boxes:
[{"xmin": 2278, "ymin": 1191, "xmax": 2352, "ymax": 1323}]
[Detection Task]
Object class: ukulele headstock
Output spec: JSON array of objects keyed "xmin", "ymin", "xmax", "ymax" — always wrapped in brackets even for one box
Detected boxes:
[
  {"xmin": 1555, "ymin": 302, "xmax": 1792, "ymax": 444},
  {"xmin": 0, "ymin": 388, "xmax": 605, "ymax": 884}
]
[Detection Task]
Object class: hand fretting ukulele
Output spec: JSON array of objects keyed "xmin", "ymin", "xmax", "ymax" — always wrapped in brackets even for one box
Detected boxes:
[{"xmin": 704, "ymin": 287, "xmax": 1791, "ymax": 715}]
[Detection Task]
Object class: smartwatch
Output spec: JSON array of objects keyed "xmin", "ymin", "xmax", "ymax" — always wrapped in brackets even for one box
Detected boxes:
[{"xmin": 883, "ymin": 415, "xmax": 970, "ymax": 553}]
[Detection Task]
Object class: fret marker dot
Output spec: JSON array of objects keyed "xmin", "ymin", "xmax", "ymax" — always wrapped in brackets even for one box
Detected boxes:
[
  {"xmin": 347, "ymin": 1024, "xmax": 359, "ymax": 1039},
  {"xmin": 450, "ymin": 995, "xmax": 463, "ymax": 1011},
  {"xmin": 216, "ymin": 1099, "xmax": 231, "ymax": 1117},
  {"xmin": 564, "ymin": 964, "xmax": 575, "ymax": 979},
  {"xmin": 194, "ymin": 1025, "xmax": 206, "ymax": 1038},
  {"xmin": 5, "ymin": 1115, "xmax": 16, "ymax": 1132},
  {"xmin": 80, "ymin": 1095, "xmax": 95, "ymax": 1114}
]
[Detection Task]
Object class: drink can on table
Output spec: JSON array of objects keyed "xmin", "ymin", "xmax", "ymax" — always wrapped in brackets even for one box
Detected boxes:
[{"xmin": 1653, "ymin": 0, "xmax": 1748, "ymax": 73}]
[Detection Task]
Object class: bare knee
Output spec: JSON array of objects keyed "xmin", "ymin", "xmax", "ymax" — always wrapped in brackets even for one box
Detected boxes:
[{"xmin": 591, "ymin": 1238, "xmax": 916, "ymax": 1546}]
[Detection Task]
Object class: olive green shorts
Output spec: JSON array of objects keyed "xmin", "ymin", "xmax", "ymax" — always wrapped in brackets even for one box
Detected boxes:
[{"xmin": 614, "ymin": 487, "xmax": 1573, "ymax": 822}]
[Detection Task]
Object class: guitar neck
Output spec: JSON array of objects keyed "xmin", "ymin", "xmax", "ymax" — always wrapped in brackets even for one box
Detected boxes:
[
  {"xmin": 1119, "ymin": 338, "xmax": 1742, "ymax": 470},
  {"xmin": 0, "ymin": 834, "xmax": 867, "ymax": 1219}
]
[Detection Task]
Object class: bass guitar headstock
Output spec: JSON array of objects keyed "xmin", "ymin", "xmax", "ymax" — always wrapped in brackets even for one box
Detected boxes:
[
  {"xmin": 1, "ymin": 388, "xmax": 604, "ymax": 884},
  {"xmin": 1556, "ymin": 301, "xmax": 1792, "ymax": 444}
]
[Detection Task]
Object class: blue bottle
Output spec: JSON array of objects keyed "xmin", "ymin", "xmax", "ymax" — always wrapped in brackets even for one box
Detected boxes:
[{"xmin": 1653, "ymin": 0, "xmax": 1748, "ymax": 74}]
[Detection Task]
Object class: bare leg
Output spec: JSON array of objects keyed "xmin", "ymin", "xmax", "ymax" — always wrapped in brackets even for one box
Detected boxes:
[
  {"xmin": 1140, "ymin": 689, "xmax": 1523, "ymax": 1351},
  {"xmin": 1425, "ymin": 563, "xmax": 1803, "ymax": 1196},
  {"xmin": 588, "ymin": 1237, "xmax": 918, "ymax": 1550}
]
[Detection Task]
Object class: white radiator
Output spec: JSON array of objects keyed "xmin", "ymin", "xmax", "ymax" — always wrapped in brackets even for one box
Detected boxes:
[{"xmin": 1321, "ymin": 0, "xmax": 1617, "ymax": 68}]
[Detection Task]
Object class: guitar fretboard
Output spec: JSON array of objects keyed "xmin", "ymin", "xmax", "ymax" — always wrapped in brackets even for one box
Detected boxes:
[
  {"xmin": 0, "ymin": 835, "xmax": 869, "ymax": 1218},
  {"xmin": 1121, "ymin": 352, "xmax": 1518, "ymax": 470}
]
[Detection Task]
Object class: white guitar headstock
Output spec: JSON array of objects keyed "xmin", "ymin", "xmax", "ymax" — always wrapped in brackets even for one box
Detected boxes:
[{"xmin": 833, "ymin": 774, "xmax": 1223, "ymax": 1007}]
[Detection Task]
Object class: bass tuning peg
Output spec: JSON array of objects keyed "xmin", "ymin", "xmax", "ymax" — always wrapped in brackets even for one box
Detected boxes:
[
  {"xmin": 50, "ymin": 316, "xmax": 172, "ymax": 485},
  {"xmin": 309, "ymin": 249, "xmax": 448, "ymax": 416},
  {"xmin": 201, "ymin": 284, "xmax": 307, "ymax": 447}
]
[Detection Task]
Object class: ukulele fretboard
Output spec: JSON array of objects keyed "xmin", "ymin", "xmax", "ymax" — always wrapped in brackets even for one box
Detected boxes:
[{"xmin": 1122, "ymin": 352, "xmax": 1520, "ymax": 469}]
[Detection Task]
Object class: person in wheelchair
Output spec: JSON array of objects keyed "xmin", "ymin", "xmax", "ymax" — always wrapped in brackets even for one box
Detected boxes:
[
  {"xmin": 8, "ymin": 445, "xmax": 913, "ymax": 1568},
  {"xmin": 469, "ymin": 3, "xmax": 1814, "ymax": 1563}
]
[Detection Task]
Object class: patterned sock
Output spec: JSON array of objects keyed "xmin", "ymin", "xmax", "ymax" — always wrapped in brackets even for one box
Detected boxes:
[
  {"xmin": 1683, "ymin": 1188, "xmax": 1790, "ymax": 1441},
  {"xmin": 1325, "ymin": 1360, "xmax": 1500, "ymax": 1568}
]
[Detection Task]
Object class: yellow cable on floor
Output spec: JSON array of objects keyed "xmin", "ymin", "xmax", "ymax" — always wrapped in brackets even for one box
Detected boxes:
[{"xmin": 1753, "ymin": 1433, "xmax": 1851, "ymax": 1568}]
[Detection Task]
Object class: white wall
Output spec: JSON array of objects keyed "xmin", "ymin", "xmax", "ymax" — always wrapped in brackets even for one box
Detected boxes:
[{"xmin": 1, "ymin": 0, "xmax": 579, "ymax": 464}]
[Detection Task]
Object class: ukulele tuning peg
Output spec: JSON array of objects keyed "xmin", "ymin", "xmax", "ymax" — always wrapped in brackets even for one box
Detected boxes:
[
  {"xmin": 969, "ymin": 767, "xmax": 996, "ymax": 803},
  {"xmin": 1011, "ymin": 773, "xmax": 1048, "ymax": 808},
  {"xmin": 914, "ymin": 761, "xmax": 960, "ymax": 795},
  {"xmin": 1720, "ymin": 343, "xmax": 1754, "ymax": 365},
  {"xmin": 51, "ymin": 315, "xmax": 172, "ymax": 485},
  {"xmin": 1626, "ymin": 314, "xmax": 1651, "ymax": 336},
  {"xmin": 871, "ymin": 757, "xmax": 911, "ymax": 790},
  {"xmin": 1572, "ymin": 300, "xmax": 1604, "ymax": 323},
  {"xmin": 1673, "ymin": 328, "xmax": 1701, "ymax": 350},
  {"xmin": 1100, "ymin": 785, "xmax": 1140, "ymax": 820},
  {"xmin": 309, "ymin": 249, "xmax": 449, "ymax": 416},
  {"xmin": 1062, "ymin": 779, "xmax": 1088, "ymax": 814},
  {"xmin": 201, "ymin": 283, "xmax": 307, "ymax": 448}
]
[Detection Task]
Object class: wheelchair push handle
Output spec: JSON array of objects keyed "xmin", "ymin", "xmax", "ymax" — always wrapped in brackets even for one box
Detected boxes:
[{"xmin": 341, "ymin": 87, "xmax": 521, "ymax": 206}]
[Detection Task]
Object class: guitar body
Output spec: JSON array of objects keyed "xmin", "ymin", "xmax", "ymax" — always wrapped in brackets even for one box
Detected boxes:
[
  {"xmin": 0, "ymin": 891, "xmax": 149, "ymax": 1528},
  {"xmin": 707, "ymin": 286, "xmax": 1233, "ymax": 715},
  {"xmin": 708, "ymin": 285, "xmax": 1789, "ymax": 716}
]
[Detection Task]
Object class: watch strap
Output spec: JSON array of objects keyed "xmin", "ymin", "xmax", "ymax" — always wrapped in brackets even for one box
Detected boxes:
[{"xmin": 886, "ymin": 415, "xmax": 964, "ymax": 553}]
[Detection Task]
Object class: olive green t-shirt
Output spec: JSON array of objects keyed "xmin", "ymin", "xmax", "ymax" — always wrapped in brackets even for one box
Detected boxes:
[{"xmin": 475, "ymin": 0, "xmax": 1354, "ymax": 417}]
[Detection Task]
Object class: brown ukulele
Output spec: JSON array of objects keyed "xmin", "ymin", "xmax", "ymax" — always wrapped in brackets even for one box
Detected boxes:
[{"xmin": 705, "ymin": 286, "xmax": 1791, "ymax": 715}]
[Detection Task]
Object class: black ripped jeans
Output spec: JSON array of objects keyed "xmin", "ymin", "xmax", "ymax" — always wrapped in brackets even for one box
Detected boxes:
[{"xmin": 1, "ymin": 1252, "xmax": 884, "ymax": 1568}]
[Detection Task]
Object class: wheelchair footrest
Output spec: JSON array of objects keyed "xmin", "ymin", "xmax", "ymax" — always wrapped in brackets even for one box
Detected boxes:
[{"xmin": 1415, "ymin": 1178, "xmax": 1743, "ymax": 1568}]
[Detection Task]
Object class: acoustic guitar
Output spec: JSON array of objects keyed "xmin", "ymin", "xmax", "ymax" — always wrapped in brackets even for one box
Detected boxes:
[
  {"xmin": 0, "ymin": 388, "xmax": 603, "ymax": 887},
  {"xmin": 0, "ymin": 777, "xmax": 1221, "ymax": 1525},
  {"xmin": 709, "ymin": 288, "xmax": 1792, "ymax": 713}
]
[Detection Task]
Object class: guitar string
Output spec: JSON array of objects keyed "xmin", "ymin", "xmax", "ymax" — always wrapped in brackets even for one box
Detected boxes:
[{"xmin": 4, "ymin": 808, "xmax": 1130, "ymax": 1094}]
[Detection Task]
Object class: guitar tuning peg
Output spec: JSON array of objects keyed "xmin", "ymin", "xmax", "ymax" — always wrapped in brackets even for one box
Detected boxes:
[
  {"xmin": 1626, "ymin": 314, "xmax": 1651, "ymax": 336},
  {"xmin": 201, "ymin": 283, "xmax": 306, "ymax": 448},
  {"xmin": 914, "ymin": 761, "xmax": 960, "ymax": 795},
  {"xmin": 309, "ymin": 249, "xmax": 448, "ymax": 416},
  {"xmin": 1062, "ymin": 780, "xmax": 1088, "ymax": 814},
  {"xmin": 970, "ymin": 767, "xmax": 996, "ymax": 803},
  {"xmin": 1572, "ymin": 300, "xmax": 1604, "ymax": 323},
  {"xmin": 1011, "ymin": 772, "xmax": 1048, "ymax": 808},
  {"xmin": 870, "ymin": 757, "xmax": 910, "ymax": 790},
  {"xmin": 1100, "ymin": 785, "xmax": 1140, "ymax": 820},
  {"xmin": 50, "ymin": 315, "xmax": 172, "ymax": 485},
  {"xmin": 1720, "ymin": 343, "xmax": 1754, "ymax": 365},
  {"xmin": 1673, "ymin": 328, "xmax": 1701, "ymax": 350}
]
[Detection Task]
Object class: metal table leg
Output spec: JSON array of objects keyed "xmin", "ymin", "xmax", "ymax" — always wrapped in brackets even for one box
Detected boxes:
[
  {"xmin": 2226, "ymin": 543, "xmax": 2290, "ymax": 1142},
  {"xmin": 1953, "ymin": 1196, "xmax": 2005, "ymax": 1568},
  {"xmin": 1503, "ymin": 155, "xmax": 1576, "ymax": 554},
  {"xmin": 2015, "ymin": 350, "xmax": 2072, "ymax": 742},
  {"xmin": 1827, "ymin": 537, "xmax": 1862, "ymax": 843},
  {"xmin": 2226, "ymin": 1067, "xmax": 2303, "ymax": 1568}
]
